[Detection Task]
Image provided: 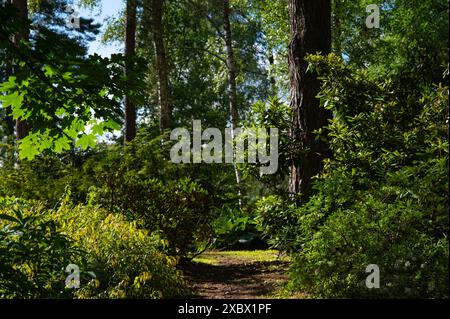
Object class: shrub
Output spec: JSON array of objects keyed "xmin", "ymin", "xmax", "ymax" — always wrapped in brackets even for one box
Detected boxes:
[
  {"xmin": 0, "ymin": 197, "xmax": 82, "ymax": 299},
  {"xmin": 212, "ymin": 207, "xmax": 266, "ymax": 250},
  {"xmin": 53, "ymin": 198, "xmax": 188, "ymax": 298},
  {"xmin": 0, "ymin": 196, "xmax": 188, "ymax": 299},
  {"xmin": 287, "ymin": 55, "xmax": 449, "ymax": 298},
  {"xmin": 0, "ymin": 148, "xmax": 104, "ymax": 206},
  {"xmin": 0, "ymin": 130, "xmax": 229, "ymax": 258},
  {"xmin": 254, "ymin": 196, "xmax": 298, "ymax": 251},
  {"xmin": 88, "ymin": 132, "xmax": 219, "ymax": 257},
  {"xmin": 290, "ymin": 182, "xmax": 449, "ymax": 298}
]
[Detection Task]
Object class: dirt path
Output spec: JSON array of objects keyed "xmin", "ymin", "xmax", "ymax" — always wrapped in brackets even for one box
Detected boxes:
[{"xmin": 181, "ymin": 250, "xmax": 290, "ymax": 299}]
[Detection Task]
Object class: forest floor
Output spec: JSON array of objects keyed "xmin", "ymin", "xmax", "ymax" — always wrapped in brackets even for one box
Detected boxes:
[{"xmin": 181, "ymin": 250, "xmax": 303, "ymax": 299}]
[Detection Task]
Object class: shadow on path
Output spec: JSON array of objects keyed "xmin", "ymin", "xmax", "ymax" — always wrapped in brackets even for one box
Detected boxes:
[{"xmin": 180, "ymin": 256, "xmax": 289, "ymax": 299}]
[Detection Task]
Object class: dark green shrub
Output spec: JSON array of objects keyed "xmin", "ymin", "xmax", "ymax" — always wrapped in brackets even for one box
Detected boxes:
[
  {"xmin": 254, "ymin": 195, "xmax": 299, "ymax": 251},
  {"xmin": 0, "ymin": 148, "xmax": 103, "ymax": 206},
  {"xmin": 212, "ymin": 207, "xmax": 266, "ymax": 249},
  {"xmin": 0, "ymin": 197, "xmax": 82, "ymax": 299},
  {"xmin": 0, "ymin": 130, "xmax": 230, "ymax": 258},
  {"xmin": 88, "ymin": 132, "xmax": 219, "ymax": 257},
  {"xmin": 287, "ymin": 54, "xmax": 449, "ymax": 298},
  {"xmin": 290, "ymin": 179, "xmax": 449, "ymax": 298}
]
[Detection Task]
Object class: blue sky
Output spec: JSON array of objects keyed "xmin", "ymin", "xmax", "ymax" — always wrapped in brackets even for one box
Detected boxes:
[{"xmin": 77, "ymin": 0, "xmax": 123, "ymax": 57}]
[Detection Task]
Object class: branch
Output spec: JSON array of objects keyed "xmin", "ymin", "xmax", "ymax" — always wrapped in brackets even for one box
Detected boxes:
[
  {"xmin": 181, "ymin": 45, "xmax": 227, "ymax": 65},
  {"xmin": 184, "ymin": 0, "xmax": 226, "ymax": 42}
]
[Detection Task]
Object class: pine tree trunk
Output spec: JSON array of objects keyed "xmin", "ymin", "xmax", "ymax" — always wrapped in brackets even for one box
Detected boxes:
[
  {"xmin": 12, "ymin": 0, "xmax": 30, "ymax": 140},
  {"xmin": 124, "ymin": 0, "xmax": 137, "ymax": 144},
  {"xmin": 153, "ymin": 0, "xmax": 171, "ymax": 133},
  {"xmin": 288, "ymin": 0, "xmax": 332, "ymax": 198}
]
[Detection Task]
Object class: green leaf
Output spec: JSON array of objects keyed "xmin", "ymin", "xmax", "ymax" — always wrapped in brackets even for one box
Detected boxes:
[
  {"xmin": 0, "ymin": 214, "xmax": 19, "ymax": 224},
  {"xmin": 43, "ymin": 65, "xmax": 57, "ymax": 78},
  {"xmin": 18, "ymin": 135, "xmax": 40, "ymax": 160},
  {"xmin": 62, "ymin": 72, "xmax": 73, "ymax": 80},
  {"xmin": 75, "ymin": 134, "xmax": 96, "ymax": 150},
  {"xmin": 0, "ymin": 92, "xmax": 25, "ymax": 119},
  {"xmin": 104, "ymin": 119, "xmax": 120, "ymax": 131},
  {"xmin": 39, "ymin": 132, "xmax": 54, "ymax": 150},
  {"xmin": 0, "ymin": 76, "xmax": 17, "ymax": 91},
  {"xmin": 91, "ymin": 123, "xmax": 104, "ymax": 136},
  {"xmin": 55, "ymin": 108, "xmax": 66, "ymax": 117},
  {"xmin": 54, "ymin": 135, "xmax": 71, "ymax": 153},
  {"xmin": 63, "ymin": 118, "xmax": 85, "ymax": 139}
]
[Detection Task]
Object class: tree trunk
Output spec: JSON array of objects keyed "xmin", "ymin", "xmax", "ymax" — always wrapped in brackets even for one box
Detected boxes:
[
  {"xmin": 124, "ymin": 0, "xmax": 137, "ymax": 144},
  {"xmin": 268, "ymin": 47, "xmax": 276, "ymax": 95},
  {"xmin": 152, "ymin": 0, "xmax": 171, "ymax": 133},
  {"xmin": 332, "ymin": 0, "xmax": 342, "ymax": 55},
  {"xmin": 223, "ymin": 0, "xmax": 239, "ymax": 130},
  {"xmin": 12, "ymin": 0, "xmax": 30, "ymax": 140},
  {"xmin": 4, "ymin": 56, "xmax": 15, "ymax": 137},
  {"xmin": 223, "ymin": 0, "xmax": 242, "ymax": 206},
  {"xmin": 288, "ymin": 0, "xmax": 332, "ymax": 198}
]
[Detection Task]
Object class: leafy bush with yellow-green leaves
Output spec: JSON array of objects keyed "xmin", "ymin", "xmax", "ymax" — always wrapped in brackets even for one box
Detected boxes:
[
  {"xmin": 0, "ymin": 196, "xmax": 188, "ymax": 299},
  {"xmin": 54, "ymin": 196, "xmax": 187, "ymax": 299}
]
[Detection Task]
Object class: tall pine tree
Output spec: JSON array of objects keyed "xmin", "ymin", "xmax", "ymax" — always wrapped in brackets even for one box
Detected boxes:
[{"xmin": 288, "ymin": 0, "xmax": 332, "ymax": 198}]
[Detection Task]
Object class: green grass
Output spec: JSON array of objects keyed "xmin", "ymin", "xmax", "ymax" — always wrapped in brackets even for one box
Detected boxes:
[{"xmin": 192, "ymin": 250, "xmax": 289, "ymax": 265}]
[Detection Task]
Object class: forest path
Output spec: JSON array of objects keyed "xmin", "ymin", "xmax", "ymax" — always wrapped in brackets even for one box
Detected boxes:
[{"xmin": 181, "ymin": 250, "xmax": 293, "ymax": 299}]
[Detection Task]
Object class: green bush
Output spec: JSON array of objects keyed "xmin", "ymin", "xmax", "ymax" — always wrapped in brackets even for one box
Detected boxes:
[
  {"xmin": 0, "ymin": 130, "xmax": 230, "ymax": 258},
  {"xmin": 254, "ymin": 196, "xmax": 299, "ymax": 251},
  {"xmin": 212, "ymin": 207, "xmax": 266, "ymax": 249},
  {"xmin": 287, "ymin": 54, "xmax": 449, "ymax": 298},
  {"xmin": 53, "ymin": 197, "xmax": 188, "ymax": 298},
  {"xmin": 290, "ymin": 181, "xmax": 449, "ymax": 298},
  {"xmin": 0, "ymin": 148, "xmax": 104, "ymax": 206},
  {"xmin": 88, "ymin": 132, "xmax": 219, "ymax": 257},
  {"xmin": 0, "ymin": 197, "xmax": 82, "ymax": 299},
  {"xmin": 92, "ymin": 173, "xmax": 215, "ymax": 257},
  {"xmin": 0, "ymin": 196, "xmax": 188, "ymax": 299}
]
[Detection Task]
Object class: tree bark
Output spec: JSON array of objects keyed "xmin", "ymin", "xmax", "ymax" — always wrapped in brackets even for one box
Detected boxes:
[
  {"xmin": 4, "ymin": 56, "xmax": 15, "ymax": 137},
  {"xmin": 223, "ymin": 0, "xmax": 242, "ymax": 206},
  {"xmin": 288, "ymin": 0, "xmax": 332, "ymax": 198},
  {"xmin": 268, "ymin": 47, "xmax": 276, "ymax": 95},
  {"xmin": 12, "ymin": 0, "xmax": 30, "ymax": 140},
  {"xmin": 124, "ymin": 0, "xmax": 137, "ymax": 144},
  {"xmin": 331, "ymin": 0, "xmax": 342, "ymax": 55},
  {"xmin": 152, "ymin": 0, "xmax": 171, "ymax": 133},
  {"xmin": 223, "ymin": 0, "xmax": 239, "ymax": 130}
]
